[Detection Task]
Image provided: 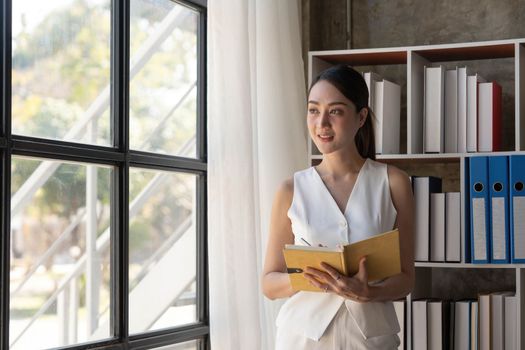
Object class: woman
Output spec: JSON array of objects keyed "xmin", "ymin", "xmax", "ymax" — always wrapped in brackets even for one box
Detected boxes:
[{"xmin": 262, "ymin": 65, "xmax": 415, "ymax": 349}]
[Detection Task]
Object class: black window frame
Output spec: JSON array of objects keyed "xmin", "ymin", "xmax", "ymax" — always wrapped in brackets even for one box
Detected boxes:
[{"xmin": 0, "ymin": 0, "xmax": 208, "ymax": 349}]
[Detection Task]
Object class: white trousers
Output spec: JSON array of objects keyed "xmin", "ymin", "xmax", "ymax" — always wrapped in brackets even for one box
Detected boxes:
[{"xmin": 275, "ymin": 304, "xmax": 400, "ymax": 350}]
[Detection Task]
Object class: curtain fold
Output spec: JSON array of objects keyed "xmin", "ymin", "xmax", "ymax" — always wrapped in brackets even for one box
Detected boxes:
[{"xmin": 208, "ymin": 1, "xmax": 308, "ymax": 348}]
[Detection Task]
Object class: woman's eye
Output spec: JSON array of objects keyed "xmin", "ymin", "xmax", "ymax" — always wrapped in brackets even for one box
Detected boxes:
[
  {"xmin": 308, "ymin": 108, "xmax": 319, "ymax": 114},
  {"xmin": 330, "ymin": 109, "xmax": 343, "ymax": 115}
]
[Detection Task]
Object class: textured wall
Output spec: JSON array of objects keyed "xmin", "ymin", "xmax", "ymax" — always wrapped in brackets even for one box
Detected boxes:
[
  {"xmin": 351, "ymin": 0, "xmax": 525, "ymax": 49},
  {"xmin": 302, "ymin": 0, "xmax": 524, "ymax": 299}
]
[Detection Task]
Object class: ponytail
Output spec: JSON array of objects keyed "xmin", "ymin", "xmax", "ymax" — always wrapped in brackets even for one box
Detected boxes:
[{"xmin": 354, "ymin": 106, "xmax": 376, "ymax": 160}]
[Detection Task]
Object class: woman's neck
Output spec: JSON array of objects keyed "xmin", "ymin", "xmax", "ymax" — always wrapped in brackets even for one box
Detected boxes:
[{"xmin": 316, "ymin": 150, "xmax": 366, "ymax": 179}]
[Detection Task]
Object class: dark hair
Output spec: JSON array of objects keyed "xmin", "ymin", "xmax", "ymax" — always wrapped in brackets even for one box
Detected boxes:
[{"xmin": 309, "ymin": 64, "xmax": 376, "ymax": 160}]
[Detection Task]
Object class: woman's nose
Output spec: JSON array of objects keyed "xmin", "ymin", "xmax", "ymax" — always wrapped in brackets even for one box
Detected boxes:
[{"xmin": 318, "ymin": 110, "xmax": 330, "ymax": 127}]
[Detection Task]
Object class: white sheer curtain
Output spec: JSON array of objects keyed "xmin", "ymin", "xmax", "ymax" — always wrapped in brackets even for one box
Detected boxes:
[{"xmin": 208, "ymin": 0, "xmax": 308, "ymax": 349}]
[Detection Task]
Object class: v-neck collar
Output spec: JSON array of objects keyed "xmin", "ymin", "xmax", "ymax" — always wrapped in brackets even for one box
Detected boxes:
[{"xmin": 311, "ymin": 158, "xmax": 368, "ymax": 217}]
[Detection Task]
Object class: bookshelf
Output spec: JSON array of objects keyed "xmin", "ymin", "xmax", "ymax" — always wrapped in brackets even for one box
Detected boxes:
[{"xmin": 308, "ymin": 38, "xmax": 525, "ymax": 349}]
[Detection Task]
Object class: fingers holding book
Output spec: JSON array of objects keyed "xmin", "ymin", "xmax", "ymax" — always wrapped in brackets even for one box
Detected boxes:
[
  {"xmin": 303, "ymin": 257, "xmax": 371, "ymax": 302},
  {"xmin": 303, "ymin": 266, "xmax": 336, "ymax": 292}
]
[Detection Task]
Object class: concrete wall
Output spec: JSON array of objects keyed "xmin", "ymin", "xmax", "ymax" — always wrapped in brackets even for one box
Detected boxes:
[
  {"xmin": 351, "ymin": 0, "xmax": 525, "ymax": 49},
  {"xmin": 303, "ymin": 0, "xmax": 525, "ymax": 51}
]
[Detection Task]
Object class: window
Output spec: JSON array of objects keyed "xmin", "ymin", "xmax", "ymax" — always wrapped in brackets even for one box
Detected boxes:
[{"xmin": 1, "ymin": 0, "xmax": 208, "ymax": 349}]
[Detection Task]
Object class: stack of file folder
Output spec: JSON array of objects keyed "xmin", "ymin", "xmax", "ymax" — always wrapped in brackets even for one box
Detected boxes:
[{"xmin": 467, "ymin": 155, "xmax": 525, "ymax": 264}]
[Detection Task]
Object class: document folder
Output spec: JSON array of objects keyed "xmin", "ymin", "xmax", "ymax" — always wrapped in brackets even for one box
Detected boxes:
[
  {"xmin": 469, "ymin": 156, "xmax": 491, "ymax": 264},
  {"xmin": 510, "ymin": 155, "xmax": 525, "ymax": 263},
  {"xmin": 488, "ymin": 156, "xmax": 510, "ymax": 263}
]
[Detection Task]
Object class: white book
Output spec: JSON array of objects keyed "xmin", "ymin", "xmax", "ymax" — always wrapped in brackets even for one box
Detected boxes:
[
  {"xmin": 430, "ymin": 193, "xmax": 445, "ymax": 262},
  {"xmin": 479, "ymin": 294, "xmax": 491, "ymax": 350},
  {"xmin": 364, "ymin": 71, "xmax": 382, "ymax": 108},
  {"xmin": 491, "ymin": 292, "xmax": 513, "ymax": 350},
  {"xmin": 466, "ymin": 74, "xmax": 486, "ymax": 152},
  {"xmin": 471, "ymin": 301, "xmax": 478, "ymax": 350},
  {"xmin": 412, "ymin": 300, "xmax": 428, "ymax": 350},
  {"xmin": 445, "ymin": 68, "xmax": 458, "ymax": 153},
  {"xmin": 424, "ymin": 65, "xmax": 445, "ymax": 153},
  {"xmin": 504, "ymin": 295, "xmax": 517, "ymax": 350},
  {"xmin": 478, "ymin": 82, "xmax": 502, "ymax": 152},
  {"xmin": 457, "ymin": 67, "xmax": 469, "ymax": 153},
  {"xmin": 445, "ymin": 192, "xmax": 461, "ymax": 262},
  {"xmin": 454, "ymin": 301, "xmax": 472, "ymax": 350},
  {"xmin": 373, "ymin": 81, "xmax": 383, "ymax": 154},
  {"xmin": 428, "ymin": 300, "xmax": 449, "ymax": 350},
  {"xmin": 394, "ymin": 300, "xmax": 405, "ymax": 350},
  {"xmin": 414, "ymin": 177, "xmax": 442, "ymax": 261},
  {"xmin": 378, "ymin": 79, "xmax": 401, "ymax": 154}
]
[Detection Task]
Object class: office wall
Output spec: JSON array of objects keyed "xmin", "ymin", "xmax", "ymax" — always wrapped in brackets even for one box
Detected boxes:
[{"xmin": 303, "ymin": 0, "xmax": 525, "ymax": 52}]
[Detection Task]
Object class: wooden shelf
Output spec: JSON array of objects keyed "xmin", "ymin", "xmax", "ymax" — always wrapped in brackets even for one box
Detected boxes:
[
  {"xmin": 413, "ymin": 43, "xmax": 515, "ymax": 62},
  {"xmin": 316, "ymin": 50, "xmax": 407, "ymax": 66}
]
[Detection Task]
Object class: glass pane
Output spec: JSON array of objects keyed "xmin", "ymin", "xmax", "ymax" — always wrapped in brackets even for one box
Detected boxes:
[
  {"xmin": 12, "ymin": 1, "xmax": 111, "ymax": 145},
  {"xmin": 152, "ymin": 340, "xmax": 199, "ymax": 350},
  {"xmin": 10, "ymin": 157, "xmax": 112, "ymax": 349},
  {"xmin": 129, "ymin": 168, "xmax": 197, "ymax": 334},
  {"xmin": 129, "ymin": 0, "xmax": 198, "ymax": 157}
]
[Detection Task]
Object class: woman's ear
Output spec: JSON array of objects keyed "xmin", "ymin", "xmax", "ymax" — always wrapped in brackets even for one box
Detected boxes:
[{"xmin": 359, "ymin": 107, "xmax": 368, "ymax": 128}]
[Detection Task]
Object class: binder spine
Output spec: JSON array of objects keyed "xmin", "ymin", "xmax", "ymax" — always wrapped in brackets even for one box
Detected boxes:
[
  {"xmin": 510, "ymin": 155, "xmax": 525, "ymax": 263},
  {"xmin": 489, "ymin": 156, "xmax": 510, "ymax": 263},
  {"xmin": 464, "ymin": 159, "xmax": 471, "ymax": 263},
  {"xmin": 469, "ymin": 156, "xmax": 491, "ymax": 264}
]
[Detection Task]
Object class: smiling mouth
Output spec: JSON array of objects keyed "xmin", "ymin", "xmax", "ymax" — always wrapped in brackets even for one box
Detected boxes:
[{"xmin": 318, "ymin": 135, "xmax": 334, "ymax": 142}]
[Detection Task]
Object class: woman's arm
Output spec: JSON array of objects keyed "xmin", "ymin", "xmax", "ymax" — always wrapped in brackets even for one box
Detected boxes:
[
  {"xmin": 261, "ymin": 178, "xmax": 296, "ymax": 300},
  {"xmin": 304, "ymin": 165, "xmax": 415, "ymax": 302}
]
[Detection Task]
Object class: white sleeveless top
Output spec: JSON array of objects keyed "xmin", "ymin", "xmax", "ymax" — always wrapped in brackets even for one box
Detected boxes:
[{"xmin": 276, "ymin": 158, "xmax": 401, "ymax": 341}]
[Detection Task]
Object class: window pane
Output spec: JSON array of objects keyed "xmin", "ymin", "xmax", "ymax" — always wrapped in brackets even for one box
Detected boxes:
[
  {"xmin": 151, "ymin": 340, "xmax": 199, "ymax": 350},
  {"xmin": 12, "ymin": 1, "xmax": 111, "ymax": 145},
  {"xmin": 10, "ymin": 157, "xmax": 112, "ymax": 349},
  {"xmin": 129, "ymin": 0, "xmax": 198, "ymax": 157},
  {"xmin": 129, "ymin": 168, "xmax": 197, "ymax": 334}
]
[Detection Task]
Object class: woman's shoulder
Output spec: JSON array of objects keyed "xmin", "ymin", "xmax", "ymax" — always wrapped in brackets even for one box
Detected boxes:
[
  {"xmin": 274, "ymin": 177, "xmax": 294, "ymax": 207},
  {"xmin": 274, "ymin": 167, "xmax": 313, "ymax": 204},
  {"xmin": 366, "ymin": 158, "xmax": 410, "ymax": 188},
  {"xmin": 385, "ymin": 163, "xmax": 412, "ymax": 196},
  {"xmin": 386, "ymin": 163, "xmax": 409, "ymax": 183}
]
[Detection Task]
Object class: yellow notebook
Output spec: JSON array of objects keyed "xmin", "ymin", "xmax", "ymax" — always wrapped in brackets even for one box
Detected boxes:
[{"xmin": 283, "ymin": 228, "xmax": 402, "ymax": 292}]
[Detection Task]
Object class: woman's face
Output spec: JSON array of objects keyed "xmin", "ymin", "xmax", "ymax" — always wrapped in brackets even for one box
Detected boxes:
[{"xmin": 307, "ymin": 80, "xmax": 367, "ymax": 156}]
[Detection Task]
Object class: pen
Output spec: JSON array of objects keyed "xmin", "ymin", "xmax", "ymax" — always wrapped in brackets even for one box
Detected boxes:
[{"xmin": 300, "ymin": 238, "xmax": 311, "ymax": 246}]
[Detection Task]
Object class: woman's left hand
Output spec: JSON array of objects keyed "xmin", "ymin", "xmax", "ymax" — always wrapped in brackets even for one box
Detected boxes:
[{"xmin": 303, "ymin": 256, "xmax": 371, "ymax": 302}]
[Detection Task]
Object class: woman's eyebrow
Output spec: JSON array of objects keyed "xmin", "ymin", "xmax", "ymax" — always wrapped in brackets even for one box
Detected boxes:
[{"xmin": 307, "ymin": 100, "xmax": 348, "ymax": 106}]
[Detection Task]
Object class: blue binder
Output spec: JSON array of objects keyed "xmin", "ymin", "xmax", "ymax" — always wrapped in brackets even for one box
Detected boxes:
[
  {"xmin": 464, "ymin": 159, "xmax": 471, "ymax": 263},
  {"xmin": 488, "ymin": 156, "xmax": 510, "ymax": 263},
  {"xmin": 469, "ymin": 156, "xmax": 491, "ymax": 264},
  {"xmin": 510, "ymin": 155, "xmax": 525, "ymax": 263}
]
